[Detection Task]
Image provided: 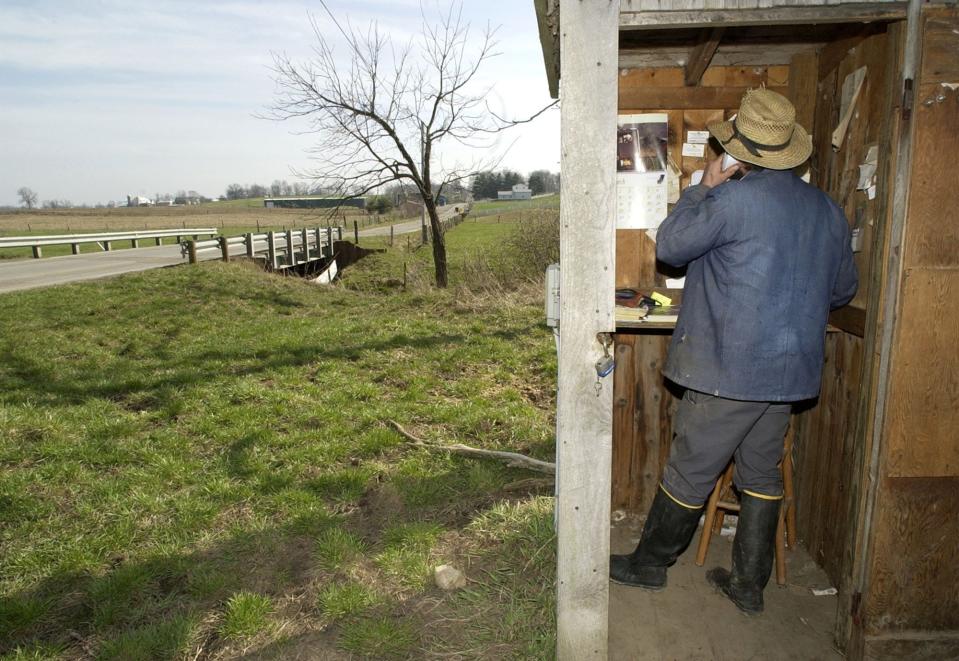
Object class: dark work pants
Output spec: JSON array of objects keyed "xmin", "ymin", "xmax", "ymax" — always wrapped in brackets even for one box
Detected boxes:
[{"xmin": 660, "ymin": 389, "xmax": 792, "ymax": 508}]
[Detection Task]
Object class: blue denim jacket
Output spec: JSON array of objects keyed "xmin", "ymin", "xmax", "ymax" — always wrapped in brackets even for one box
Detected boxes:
[{"xmin": 656, "ymin": 169, "xmax": 858, "ymax": 402}]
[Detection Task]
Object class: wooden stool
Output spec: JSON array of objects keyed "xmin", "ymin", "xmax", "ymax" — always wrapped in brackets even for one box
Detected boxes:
[{"xmin": 694, "ymin": 424, "xmax": 797, "ymax": 586}]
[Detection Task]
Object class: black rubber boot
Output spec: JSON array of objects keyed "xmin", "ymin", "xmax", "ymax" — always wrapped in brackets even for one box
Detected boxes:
[
  {"xmin": 706, "ymin": 492, "xmax": 780, "ymax": 615},
  {"xmin": 610, "ymin": 488, "xmax": 702, "ymax": 590}
]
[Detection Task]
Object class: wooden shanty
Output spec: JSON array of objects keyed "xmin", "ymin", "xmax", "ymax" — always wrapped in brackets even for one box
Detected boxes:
[{"xmin": 535, "ymin": 1, "xmax": 958, "ymax": 658}]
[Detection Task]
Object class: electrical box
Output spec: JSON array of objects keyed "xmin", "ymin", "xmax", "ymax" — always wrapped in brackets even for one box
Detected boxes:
[{"xmin": 545, "ymin": 263, "xmax": 560, "ymax": 328}]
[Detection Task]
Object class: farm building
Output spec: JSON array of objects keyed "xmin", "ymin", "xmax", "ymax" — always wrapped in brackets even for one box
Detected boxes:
[
  {"xmin": 125, "ymin": 195, "xmax": 153, "ymax": 207},
  {"xmin": 535, "ymin": 0, "xmax": 958, "ymax": 659},
  {"xmin": 497, "ymin": 183, "xmax": 533, "ymax": 200},
  {"xmin": 263, "ymin": 196, "xmax": 365, "ymax": 210}
]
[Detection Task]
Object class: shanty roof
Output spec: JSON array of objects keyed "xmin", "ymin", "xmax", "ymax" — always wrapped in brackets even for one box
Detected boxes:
[{"xmin": 533, "ymin": 0, "xmax": 907, "ymax": 99}]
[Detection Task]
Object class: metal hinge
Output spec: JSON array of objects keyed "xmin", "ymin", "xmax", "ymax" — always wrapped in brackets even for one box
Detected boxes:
[{"xmin": 902, "ymin": 77, "xmax": 914, "ymax": 121}]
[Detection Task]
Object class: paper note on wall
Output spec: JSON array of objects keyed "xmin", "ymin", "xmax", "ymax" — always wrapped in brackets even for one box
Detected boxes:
[
  {"xmin": 687, "ymin": 130, "xmax": 710, "ymax": 144},
  {"xmin": 682, "ymin": 142, "xmax": 706, "ymax": 158},
  {"xmin": 617, "ymin": 113, "xmax": 669, "ymax": 229}
]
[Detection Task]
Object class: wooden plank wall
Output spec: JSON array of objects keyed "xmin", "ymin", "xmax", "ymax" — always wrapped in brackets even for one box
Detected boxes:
[
  {"xmin": 792, "ymin": 26, "xmax": 898, "ymax": 585},
  {"xmin": 611, "ymin": 65, "xmax": 788, "ymax": 513},
  {"xmin": 859, "ymin": 8, "xmax": 959, "ymax": 656}
]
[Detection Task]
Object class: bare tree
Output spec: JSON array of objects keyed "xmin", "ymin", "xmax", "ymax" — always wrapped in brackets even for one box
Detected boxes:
[
  {"xmin": 268, "ymin": 2, "xmax": 551, "ymax": 287},
  {"xmin": 17, "ymin": 187, "xmax": 38, "ymax": 209}
]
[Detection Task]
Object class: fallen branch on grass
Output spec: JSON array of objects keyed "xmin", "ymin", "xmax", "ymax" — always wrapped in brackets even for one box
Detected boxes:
[{"xmin": 387, "ymin": 420, "xmax": 556, "ymax": 475}]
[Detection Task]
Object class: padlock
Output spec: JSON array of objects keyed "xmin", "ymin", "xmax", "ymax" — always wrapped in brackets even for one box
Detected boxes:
[{"xmin": 595, "ymin": 356, "xmax": 615, "ymax": 378}]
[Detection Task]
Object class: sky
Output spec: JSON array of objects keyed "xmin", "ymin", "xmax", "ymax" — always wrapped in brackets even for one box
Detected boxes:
[{"xmin": 0, "ymin": 0, "xmax": 559, "ymax": 206}]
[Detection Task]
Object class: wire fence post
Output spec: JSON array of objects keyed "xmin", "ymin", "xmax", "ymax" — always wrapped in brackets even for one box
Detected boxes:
[
  {"xmin": 390, "ymin": 224, "xmax": 394, "ymax": 247},
  {"xmin": 353, "ymin": 220, "xmax": 359, "ymax": 244}
]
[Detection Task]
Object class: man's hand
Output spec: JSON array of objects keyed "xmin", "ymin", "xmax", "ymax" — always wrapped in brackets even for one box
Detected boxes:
[{"xmin": 701, "ymin": 156, "xmax": 741, "ymax": 188}]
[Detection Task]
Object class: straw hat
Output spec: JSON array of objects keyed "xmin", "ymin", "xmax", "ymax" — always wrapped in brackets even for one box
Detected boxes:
[{"xmin": 707, "ymin": 89, "xmax": 812, "ymax": 170}]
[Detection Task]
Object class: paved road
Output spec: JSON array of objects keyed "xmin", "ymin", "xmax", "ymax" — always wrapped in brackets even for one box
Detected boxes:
[
  {"xmin": 0, "ymin": 206, "xmax": 463, "ymax": 294},
  {"xmin": 0, "ymin": 245, "xmax": 188, "ymax": 294}
]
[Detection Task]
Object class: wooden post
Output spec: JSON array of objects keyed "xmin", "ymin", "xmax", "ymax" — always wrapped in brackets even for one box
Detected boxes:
[
  {"xmin": 71, "ymin": 243, "xmax": 80, "ymax": 255},
  {"xmin": 390, "ymin": 224, "xmax": 394, "ymax": 247},
  {"xmin": 555, "ymin": 1, "xmax": 618, "ymax": 659},
  {"xmin": 32, "ymin": 246, "xmax": 42, "ymax": 259},
  {"xmin": 219, "ymin": 236, "xmax": 229, "ymax": 262},
  {"xmin": 267, "ymin": 231, "xmax": 277, "ymax": 270},
  {"xmin": 187, "ymin": 241, "xmax": 198, "ymax": 264},
  {"xmin": 285, "ymin": 229, "xmax": 295, "ymax": 266},
  {"xmin": 246, "ymin": 233, "xmax": 255, "ymax": 258},
  {"xmin": 353, "ymin": 220, "xmax": 359, "ymax": 244}
]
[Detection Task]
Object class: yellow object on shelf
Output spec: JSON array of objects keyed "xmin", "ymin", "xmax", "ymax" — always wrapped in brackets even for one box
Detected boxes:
[{"xmin": 650, "ymin": 291, "xmax": 673, "ymax": 306}]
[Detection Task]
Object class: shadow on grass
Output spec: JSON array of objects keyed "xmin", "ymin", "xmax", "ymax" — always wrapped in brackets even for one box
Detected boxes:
[
  {"xmin": 0, "ymin": 459, "xmax": 534, "ymax": 658},
  {"xmin": 0, "ymin": 324, "xmax": 537, "ymax": 411}
]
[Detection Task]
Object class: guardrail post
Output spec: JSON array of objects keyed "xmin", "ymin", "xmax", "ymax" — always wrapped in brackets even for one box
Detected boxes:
[
  {"xmin": 32, "ymin": 246, "xmax": 42, "ymax": 259},
  {"xmin": 104, "ymin": 241, "xmax": 111, "ymax": 252},
  {"xmin": 131, "ymin": 238, "xmax": 139, "ymax": 248},
  {"xmin": 71, "ymin": 243, "xmax": 80, "ymax": 255},
  {"xmin": 285, "ymin": 229, "xmax": 295, "ymax": 266},
  {"xmin": 268, "ymin": 232, "xmax": 278, "ymax": 270},
  {"xmin": 219, "ymin": 236, "xmax": 229, "ymax": 262},
  {"xmin": 314, "ymin": 227, "xmax": 322, "ymax": 258},
  {"xmin": 155, "ymin": 237, "xmax": 162, "ymax": 246},
  {"xmin": 188, "ymin": 241, "xmax": 198, "ymax": 264},
  {"xmin": 246, "ymin": 233, "xmax": 255, "ymax": 258},
  {"xmin": 301, "ymin": 228, "xmax": 310, "ymax": 262},
  {"xmin": 176, "ymin": 235, "xmax": 182, "ymax": 243}
]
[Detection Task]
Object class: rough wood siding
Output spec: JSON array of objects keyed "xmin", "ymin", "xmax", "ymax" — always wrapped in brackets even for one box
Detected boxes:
[
  {"xmin": 554, "ymin": 1, "xmax": 618, "ymax": 658},
  {"xmin": 858, "ymin": 7, "xmax": 959, "ymax": 652}
]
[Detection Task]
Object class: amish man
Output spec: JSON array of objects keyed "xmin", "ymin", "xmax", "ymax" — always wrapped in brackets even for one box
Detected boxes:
[{"xmin": 610, "ymin": 89, "xmax": 858, "ymax": 614}]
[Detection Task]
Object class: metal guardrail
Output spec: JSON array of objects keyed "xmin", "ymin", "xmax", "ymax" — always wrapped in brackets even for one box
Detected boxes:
[
  {"xmin": 0, "ymin": 228, "xmax": 217, "ymax": 258},
  {"xmin": 186, "ymin": 227, "xmax": 344, "ymax": 270}
]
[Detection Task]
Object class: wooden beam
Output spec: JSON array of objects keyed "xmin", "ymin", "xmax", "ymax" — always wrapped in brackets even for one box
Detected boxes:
[
  {"xmin": 685, "ymin": 27, "xmax": 724, "ymax": 86},
  {"xmin": 620, "ymin": 85, "xmax": 788, "ymax": 110},
  {"xmin": 828, "ymin": 304, "xmax": 866, "ymax": 337},
  {"xmin": 619, "ymin": 4, "xmax": 908, "ymax": 30},
  {"xmin": 556, "ymin": 0, "xmax": 618, "ymax": 659}
]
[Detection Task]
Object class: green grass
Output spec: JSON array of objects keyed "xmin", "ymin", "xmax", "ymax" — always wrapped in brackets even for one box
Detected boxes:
[
  {"xmin": 220, "ymin": 591, "xmax": 273, "ymax": 639},
  {"xmin": 469, "ymin": 193, "xmax": 560, "ymax": 217},
  {"xmin": 317, "ymin": 581, "xmax": 381, "ymax": 620},
  {"xmin": 0, "ymin": 208, "xmax": 559, "ymax": 658}
]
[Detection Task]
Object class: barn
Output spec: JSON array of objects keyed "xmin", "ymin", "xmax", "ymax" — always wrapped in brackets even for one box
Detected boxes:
[
  {"xmin": 263, "ymin": 197, "xmax": 365, "ymax": 210},
  {"xmin": 535, "ymin": 1, "xmax": 958, "ymax": 658}
]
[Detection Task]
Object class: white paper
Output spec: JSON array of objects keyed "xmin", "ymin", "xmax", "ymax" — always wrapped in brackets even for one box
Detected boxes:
[
  {"xmin": 867, "ymin": 184, "xmax": 877, "ymax": 200},
  {"xmin": 618, "ymin": 113, "xmax": 669, "ymax": 229},
  {"xmin": 857, "ymin": 144, "xmax": 879, "ymax": 191},
  {"xmin": 665, "ymin": 277, "xmax": 686, "ymax": 289},
  {"xmin": 811, "ymin": 587, "xmax": 838, "ymax": 597},
  {"xmin": 617, "ymin": 172, "xmax": 668, "ymax": 230},
  {"xmin": 691, "ymin": 170, "xmax": 705, "ymax": 186},
  {"xmin": 682, "ymin": 142, "xmax": 706, "ymax": 158},
  {"xmin": 687, "ymin": 130, "xmax": 710, "ymax": 144}
]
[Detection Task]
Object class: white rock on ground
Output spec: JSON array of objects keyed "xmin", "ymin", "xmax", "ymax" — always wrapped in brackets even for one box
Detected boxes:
[{"xmin": 434, "ymin": 564, "xmax": 467, "ymax": 590}]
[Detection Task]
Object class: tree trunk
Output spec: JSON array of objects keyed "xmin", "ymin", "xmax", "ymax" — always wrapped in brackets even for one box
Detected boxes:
[{"xmin": 425, "ymin": 197, "xmax": 448, "ymax": 288}]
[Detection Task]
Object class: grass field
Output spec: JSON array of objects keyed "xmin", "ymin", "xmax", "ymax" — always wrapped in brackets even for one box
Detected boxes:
[
  {"xmin": 0, "ymin": 210, "xmax": 559, "ymax": 659},
  {"xmin": 469, "ymin": 194, "xmax": 559, "ymax": 219}
]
